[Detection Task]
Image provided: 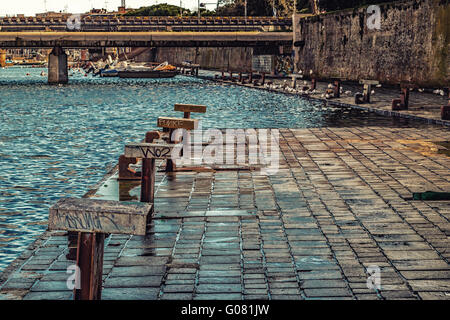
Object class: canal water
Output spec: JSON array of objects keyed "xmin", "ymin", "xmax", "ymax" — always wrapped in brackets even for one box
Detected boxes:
[{"xmin": 0, "ymin": 67, "xmax": 442, "ymax": 272}]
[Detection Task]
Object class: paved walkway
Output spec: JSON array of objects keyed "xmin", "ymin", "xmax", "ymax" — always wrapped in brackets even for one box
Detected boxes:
[
  {"xmin": 0, "ymin": 126, "xmax": 448, "ymax": 300},
  {"xmin": 204, "ymin": 71, "xmax": 449, "ymax": 126}
]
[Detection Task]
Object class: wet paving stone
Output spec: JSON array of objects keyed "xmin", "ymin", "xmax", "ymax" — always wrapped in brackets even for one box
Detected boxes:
[
  {"xmin": 109, "ymin": 266, "xmax": 167, "ymax": 277},
  {"xmin": 196, "ymin": 284, "xmax": 242, "ymax": 294},
  {"xmin": 160, "ymin": 293, "xmax": 193, "ymax": 300},
  {"xmin": 102, "ymin": 288, "xmax": 160, "ymax": 300},
  {"xmin": 104, "ymin": 276, "xmax": 163, "ymax": 288},
  {"xmin": 1, "ymin": 126, "xmax": 449, "ymax": 300},
  {"xmin": 304, "ymin": 288, "xmax": 353, "ymax": 298},
  {"xmin": 194, "ymin": 293, "xmax": 242, "ymax": 300},
  {"xmin": 30, "ymin": 281, "xmax": 70, "ymax": 292},
  {"xmin": 23, "ymin": 291, "xmax": 72, "ymax": 300}
]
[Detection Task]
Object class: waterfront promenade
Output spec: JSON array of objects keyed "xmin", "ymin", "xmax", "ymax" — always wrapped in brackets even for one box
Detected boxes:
[
  {"xmin": 204, "ymin": 71, "xmax": 449, "ymax": 126},
  {"xmin": 0, "ymin": 124, "xmax": 449, "ymax": 300}
]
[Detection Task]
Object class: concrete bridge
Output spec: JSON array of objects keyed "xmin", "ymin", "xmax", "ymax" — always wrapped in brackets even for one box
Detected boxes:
[
  {"xmin": 0, "ymin": 31, "xmax": 292, "ymax": 48},
  {"xmin": 0, "ymin": 31, "xmax": 293, "ymax": 84},
  {"xmin": 0, "ymin": 16, "xmax": 292, "ymax": 32}
]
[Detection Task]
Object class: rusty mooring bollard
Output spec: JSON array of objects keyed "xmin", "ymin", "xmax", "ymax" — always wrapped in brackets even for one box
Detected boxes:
[
  {"xmin": 442, "ymin": 93, "xmax": 450, "ymax": 120},
  {"xmin": 311, "ymin": 78, "xmax": 317, "ymax": 90},
  {"xmin": 333, "ymin": 80, "xmax": 341, "ymax": 98},
  {"xmin": 441, "ymin": 106, "xmax": 450, "ymax": 120},
  {"xmin": 118, "ymin": 155, "xmax": 140, "ymax": 180},
  {"xmin": 400, "ymin": 87, "xmax": 410, "ymax": 109}
]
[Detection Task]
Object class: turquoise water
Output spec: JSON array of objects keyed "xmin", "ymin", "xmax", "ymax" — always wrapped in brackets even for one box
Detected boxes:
[{"xmin": 0, "ymin": 67, "xmax": 439, "ymax": 272}]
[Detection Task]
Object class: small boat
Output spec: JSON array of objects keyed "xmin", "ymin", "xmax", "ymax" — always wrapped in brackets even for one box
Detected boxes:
[
  {"xmin": 118, "ymin": 61, "xmax": 178, "ymax": 79},
  {"xmin": 100, "ymin": 69, "xmax": 119, "ymax": 77}
]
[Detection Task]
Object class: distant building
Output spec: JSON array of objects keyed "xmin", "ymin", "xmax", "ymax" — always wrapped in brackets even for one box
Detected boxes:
[{"xmin": 36, "ymin": 11, "xmax": 71, "ymax": 19}]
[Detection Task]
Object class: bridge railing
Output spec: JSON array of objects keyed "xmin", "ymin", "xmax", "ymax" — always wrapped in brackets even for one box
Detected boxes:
[{"xmin": 0, "ymin": 16, "xmax": 292, "ymax": 27}]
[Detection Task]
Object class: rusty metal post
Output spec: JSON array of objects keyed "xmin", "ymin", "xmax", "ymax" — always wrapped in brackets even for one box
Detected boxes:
[
  {"xmin": 441, "ymin": 105, "xmax": 450, "ymax": 120},
  {"xmin": 311, "ymin": 78, "xmax": 317, "ymax": 90},
  {"xmin": 392, "ymin": 99, "xmax": 402, "ymax": 110},
  {"xmin": 165, "ymin": 128, "xmax": 176, "ymax": 172},
  {"xmin": 140, "ymin": 158, "xmax": 156, "ymax": 203},
  {"xmin": 363, "ymin": 84, "xmax": 371, "ymax": 103},
  {"xmin": 74, "ymin": 232, "xmax": 105, "ymax": 300},
  {"xmin": 261, "ymin": 72, "xmax": 265, "ymax": 85},
  {"xmin": 333, "ymin": 80, "xmax": 341, "ymax": 98},
  {"xmin": 145, "ymin": 131, "xmax": 161, "ymax": 143},
  {"xmin": 442, "ymin": 93, "xmax": 450, "ymax": 120},
  {"xmin": 400, "ymin": 87, "xmax": 409, "ymax": 109},
  {"xmin": 249, "ymin": 71, "xmax": 253, "ymax": 84},
  {"xmin": 141, "ymin": 130, "xmax": 161, "ymax": 203}
]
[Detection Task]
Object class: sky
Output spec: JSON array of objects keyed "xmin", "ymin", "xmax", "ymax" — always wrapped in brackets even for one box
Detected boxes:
[{"xmin": 0, "ymin": 0, "xmax": 219, "ymax": 17}]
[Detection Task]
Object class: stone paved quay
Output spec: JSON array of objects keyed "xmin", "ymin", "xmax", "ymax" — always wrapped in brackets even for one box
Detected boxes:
[
  {"xmin": 0, "ymin": 126, "xmax": 449, "ymax": 300},
  {"xmin": 203, "ymin": 71, "xmax": 450, "ymax": 126}
]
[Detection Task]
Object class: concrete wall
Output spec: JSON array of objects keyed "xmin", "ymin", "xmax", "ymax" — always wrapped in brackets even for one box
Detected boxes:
[
  {"xmin": 154, "ymin": 47, "xmax": 253, "ymax": 71},
  {"xmin": 293, "ymin": 0, "xmax": 450, "ymax": 87}
]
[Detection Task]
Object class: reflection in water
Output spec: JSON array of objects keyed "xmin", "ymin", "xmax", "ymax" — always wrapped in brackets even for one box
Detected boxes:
[
  {"xmin": 91, "ymin": 175, "xmax": 140, "ymax": 202},
  {"xmin": 435, "ymin": 141, "xmax": 450, "ymax": 157},
  {"xmin": 0, "ymin": 67, "xmax": 445, "ymax": 272}
]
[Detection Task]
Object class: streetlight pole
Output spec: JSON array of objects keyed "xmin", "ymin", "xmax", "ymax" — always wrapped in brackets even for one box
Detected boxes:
[
  {"xmin": 198, "ymin": 0, "xmax": 201, "ymax": 19},
  {"xmin": 245, "ymin": 0, "xmax": 247, "ymax": 20}
]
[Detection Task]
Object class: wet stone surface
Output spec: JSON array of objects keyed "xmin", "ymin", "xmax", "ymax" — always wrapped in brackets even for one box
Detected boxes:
[{"xmin": 0, "ymin": 127, "xmax": 449, "ymax": 300}]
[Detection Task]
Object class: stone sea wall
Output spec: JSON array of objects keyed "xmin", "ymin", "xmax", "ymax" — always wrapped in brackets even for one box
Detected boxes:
[
  {"xmin": 153, "ymin": 47, "xmax": 253, "ymax": 71},
  {"xmin": 293, "ymin": 0, "xmax": 450, "ymax": 87}
]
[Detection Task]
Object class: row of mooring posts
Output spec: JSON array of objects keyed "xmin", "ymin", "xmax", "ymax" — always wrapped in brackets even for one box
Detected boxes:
[
  {"xmin": 311, "ymin": 77, "xmax": 449, "ymax": 121},
  {"xmin": 216, "ymin": 70, "xmax": 266, "ymax": 86},
  {"xmin": 49, "ymin": 103, "xmax": 207, "ymax": 300},
  {"xmin": 178, "ymin": 64, "xmax": 200, "ymax": 76},
  {"xmin": 290, "ymin": 76, "xmax": 317, "ymax": 92}
]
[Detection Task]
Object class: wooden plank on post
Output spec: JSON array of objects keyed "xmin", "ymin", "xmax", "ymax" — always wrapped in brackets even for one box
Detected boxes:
[
  {"xmin": 360, "ymin": 79, "xmax": 380, "ymax": 85},
  {"xmin": 124, "ymin": 143, "xmax": 177, "ymax": 159},
  {"xmin": 174, "ymin": 103, "xmax": 207, "ymax": 114},
  {"xmin": 157, "ymin": 117, "xmax": 198, "ymax": 130},
  {"xmin": 48, "ymin": 198, "xmax": 152, "ymax": 236}
]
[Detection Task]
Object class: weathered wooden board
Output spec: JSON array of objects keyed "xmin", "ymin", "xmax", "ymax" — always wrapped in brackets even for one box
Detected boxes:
[
  {"xmin": 48, "ymin": 198, "xmax": 152, "ymax": 236},
  {"xmin": 124, "ymin": 143, "xmax": 177, "ymax": 159},
  {"xmin": 157, "ymin": 117, "xmax": 198, "ymax": 130},
  {"xmin": 174, "ymin": 104, "xmax": 207, "ymax": 114},
  {"xmin": 360, "ymin": 79, "xmax": 380, "ymax": 85}
]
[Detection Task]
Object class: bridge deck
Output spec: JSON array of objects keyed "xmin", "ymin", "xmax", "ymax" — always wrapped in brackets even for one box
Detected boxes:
[{"xmin": 0, "ymin": 31, "xmax": 293, "ymax": 48}]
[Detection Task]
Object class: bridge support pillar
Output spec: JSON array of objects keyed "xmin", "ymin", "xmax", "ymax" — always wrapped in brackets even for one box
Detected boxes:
[{"xmin": 48, "ymin": 46, "xmax": 68, "ymax": 84}]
